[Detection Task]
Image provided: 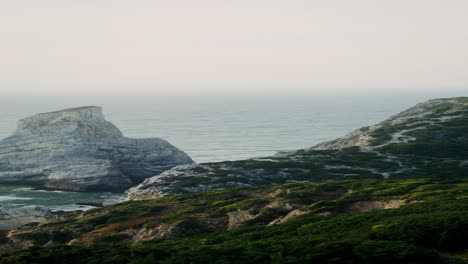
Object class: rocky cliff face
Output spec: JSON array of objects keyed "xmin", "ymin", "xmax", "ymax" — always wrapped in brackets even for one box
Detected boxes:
[
  {"xmin": 0, "ymin": 106, "xmax": 193, "ymax": 191},
  {"xmin": 128, "ymin": 97, "xmax": 468, "ymax": 200},
  {"xmin": 0, "ymin": 206, "xmax": 53, "ymax": 231}
]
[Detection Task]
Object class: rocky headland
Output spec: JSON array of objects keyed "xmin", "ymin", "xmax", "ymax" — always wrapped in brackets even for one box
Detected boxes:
[
  {"xmin": 128, "ymin": 97, "xmax": 468, "ymax": 199},
  {"xmin": 0, "ymin": 106, "xmax": 193, "ymax": 192},
  {"xmin": 0, "ymin": 206, "xmax": 52, "ymax": 231}
]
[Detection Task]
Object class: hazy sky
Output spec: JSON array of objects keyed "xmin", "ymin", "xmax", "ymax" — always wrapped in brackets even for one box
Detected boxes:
[{"xmin": 0, "ymin": 0, "xmax": 467, "ymax": 95}]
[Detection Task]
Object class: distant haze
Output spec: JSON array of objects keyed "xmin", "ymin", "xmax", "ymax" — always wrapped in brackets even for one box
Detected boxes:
[{"xmin": 0, "ymin": 0, "xmax": 467, "ymax": 95}]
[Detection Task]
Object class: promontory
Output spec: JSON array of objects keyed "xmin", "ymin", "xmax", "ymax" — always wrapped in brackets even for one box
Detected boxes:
[{"xmin": 0, "ymin": 106, "xmax": 193, "ymax": 191}]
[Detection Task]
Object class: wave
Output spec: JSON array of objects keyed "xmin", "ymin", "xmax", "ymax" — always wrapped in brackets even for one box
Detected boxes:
[
  {"xmin": 33, "ymin": 189, "xmax": 66, "ymax": 193},
  {"xmin": 0, "ymin": 196, "xmax": 33, "ymax": 202}
]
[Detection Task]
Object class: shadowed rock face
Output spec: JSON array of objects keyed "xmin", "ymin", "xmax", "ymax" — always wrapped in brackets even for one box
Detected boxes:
[{"xmin": 0, "ymin": 106, "xmax": 193, "ymax": 191}]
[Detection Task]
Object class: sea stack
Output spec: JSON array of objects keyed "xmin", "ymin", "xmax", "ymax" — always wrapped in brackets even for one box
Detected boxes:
[{"xmin": 0, "ymin": 106, "xmax": 193, "ymax": 191}]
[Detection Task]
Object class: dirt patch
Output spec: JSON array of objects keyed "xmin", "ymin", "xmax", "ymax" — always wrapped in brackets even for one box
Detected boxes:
[
  {"xmin": 227, "ymin": 210, "xmax": 256, "ymax": 229},
  {"xmin": 347, "ymin": 199, "xmax": 421, "ymax": 213},
  {"xmin": 74, "ymin": 216, "xmax": 159, "ymax": 245},
  {"xmin": 268, "ymin": 209, "xmax": 310, "ymax": 226}
]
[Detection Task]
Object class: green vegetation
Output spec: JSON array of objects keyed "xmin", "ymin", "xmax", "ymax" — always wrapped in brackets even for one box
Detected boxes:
[
  {"xmin": 369, "ymin": 123, "xmax": 397, "ymax": 145},
  {"xmin": 380, "ymin": 116, "xmax": 468, "ymax": 159},
  {"xmin": 1, "ymin": 178, "xmax": 467, "ymax": 263}
]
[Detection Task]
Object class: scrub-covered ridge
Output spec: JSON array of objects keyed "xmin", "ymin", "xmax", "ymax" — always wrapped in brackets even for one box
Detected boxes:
[
  {"xmin": 129, "ymin": 97, "xmax": 468, "ymax": 199},
  {"xmin": 1, "ymin": 178, "xmax": 467, "ymax": 263}
]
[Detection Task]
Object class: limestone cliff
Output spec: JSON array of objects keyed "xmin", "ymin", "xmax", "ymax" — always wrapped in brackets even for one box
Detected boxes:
[
  {"xmin": 0, "ymin": 206, "xmax": 52, "ymax": 231},
  {"xmin": 0, "ymin": 106, "xmax": 193, "ymax": 191}
]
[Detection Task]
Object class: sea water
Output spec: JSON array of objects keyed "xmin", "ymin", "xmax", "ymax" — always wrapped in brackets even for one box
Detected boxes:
[
  {"xmin": 0, "ymin": 185, "xmax": 125, "ymax": 212},
  {"xmin": 0, "ymin": 91, "xmax": 464, "ymax": 210}
]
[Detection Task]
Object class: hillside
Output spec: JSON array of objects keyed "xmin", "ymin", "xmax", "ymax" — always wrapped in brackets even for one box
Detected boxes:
[
  {"xmin": 129, "ymin": 97, "xmax": 468, "ymax": 199},
  {"xmin": 0, "ymin": 97, "xmax": 467, "ymax": 263},
  {"xmin": 1, "ymin": 178, "xmax": 467, "ymax": 263}
]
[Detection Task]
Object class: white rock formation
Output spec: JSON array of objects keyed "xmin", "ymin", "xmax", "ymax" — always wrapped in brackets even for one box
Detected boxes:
[
  {"xmin": 0, "ymin": 206, "xmax": 52, "ymax": 230},
  {"xmin": 0, "ymin": 106, "xmax": 193, "ymax": 191}
]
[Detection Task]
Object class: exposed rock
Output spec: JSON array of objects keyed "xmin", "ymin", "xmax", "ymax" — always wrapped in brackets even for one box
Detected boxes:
[
  {"xmin": 268, "ymin": 209, "xmax": 310, "ymax": 226},
  {"xmin": 267, "ymin": 188, "xmax": 292, "ymax": 198},
  {"xmin": 0, "ymin": 106, "xmax": 193, "ymax": 191},
  {"xmin": 346, "ymin": 199, "xmax": 420, "ymax": 213},
  {"xmin": 138, "ymin": 219, "xmax": 214, "ymax": 243},
  {"xmin": 0, "ymin": 206, "xmax": 53, "ymax": 231},
  {"xmin": 132, "ymin": 224, "xmax": 179, "ymax": 242},
  {"xmin": 314, "ymin": 211, "xmax": 333, "ymax": 217},
  {"xmin": 264, "ymin": 200, "xmax": 294, "ymax": 211},
  {"xmin": 227, "ymin": 210, "xmax": 256, "ymax": 229},
  {"xmin": 128, "ymin": 164, "xmax": 202, "ymax": 199}
]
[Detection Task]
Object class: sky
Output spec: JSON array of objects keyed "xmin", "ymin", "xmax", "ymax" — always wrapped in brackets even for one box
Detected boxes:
[{"xmin": 0, "ymin": 0, "xmax": 467, "ymax": 95}]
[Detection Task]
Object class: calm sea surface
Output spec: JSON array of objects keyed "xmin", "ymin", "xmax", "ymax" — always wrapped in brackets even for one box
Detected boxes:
[{"xmin": 0, "ymin": 92, "xmax": 464, "ymax": 210}]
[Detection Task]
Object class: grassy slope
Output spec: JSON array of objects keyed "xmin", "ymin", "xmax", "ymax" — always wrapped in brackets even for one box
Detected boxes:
[{"xmin": 1, "ymin": 178, "xmax": 467, "ymax": 263}]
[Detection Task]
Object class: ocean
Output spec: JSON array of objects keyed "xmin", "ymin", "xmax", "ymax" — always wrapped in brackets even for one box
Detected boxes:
[{"xmin": 0, "ymin": 91, "xmax": 464, "ymax": 210}]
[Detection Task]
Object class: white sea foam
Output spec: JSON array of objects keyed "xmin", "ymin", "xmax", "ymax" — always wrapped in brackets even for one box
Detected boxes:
[
  {"xmin": 50, "ymin": 205, "xmax": 97, "ymax": 212},
  {"xmin": 33, "ymin": 189, "xmax": 66, "ymax": 193},
  {"xmin": 0, "ymin": 196, "xmax": 33, "ymax": 202},
  {"xmin": 12, "ymin": 187, "xmax": 33, "ymax": 192}
]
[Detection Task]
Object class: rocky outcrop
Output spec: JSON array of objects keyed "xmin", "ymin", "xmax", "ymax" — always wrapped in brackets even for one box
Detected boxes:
[
  {"xmin": 132, "ymin": 224, "xmax": 179, "ymax": 242},
  {"xmin": 264, "ymin": 200, "xmax": 294, "ymax": 211},
  {"xmin": 127, "ymin": 164, "xmax": 204, "ymax": 199},
  {"xmin": 268, "ymin": 209, "xmax": 310, "ymax": 226},
  {"xmin": 0, "ymin": 106, "xmax": 193, "ymax": 191},
  {"xmin": 227, "ymin": 210, "xmax": 256, "ymax": 229},
  {"xmin": 346, "ymin": 199, "xmax": 421, "ymax": 213},
  {"xmin": 0, "ymin": 206, "xmax": 53, "ymax": 231}
]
